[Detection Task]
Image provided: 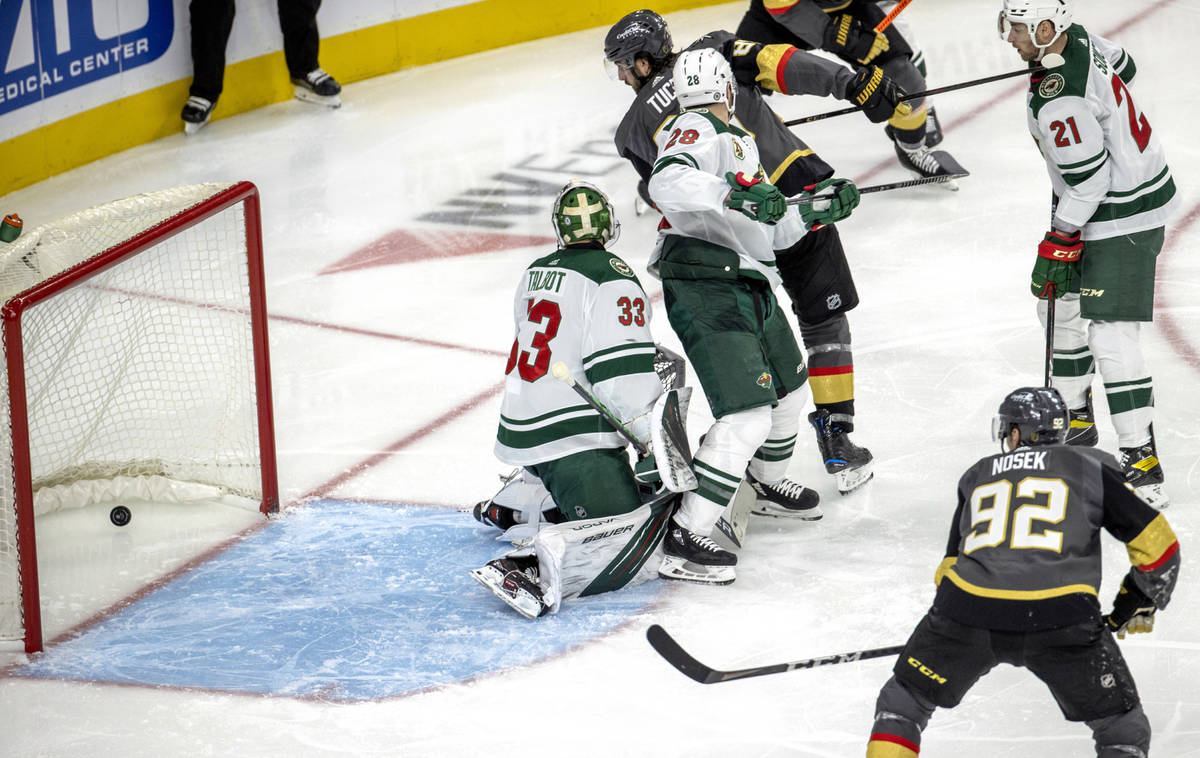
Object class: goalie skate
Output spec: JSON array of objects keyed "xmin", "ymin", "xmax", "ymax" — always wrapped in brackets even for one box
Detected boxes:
[{"xmin": 470, "ymin": 556, "xmax": 548, "ymax": 619}]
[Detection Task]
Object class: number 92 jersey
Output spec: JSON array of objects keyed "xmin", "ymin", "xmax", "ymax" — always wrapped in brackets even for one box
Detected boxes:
[
  {"xmin": 495, "ymin": 247, "xmax": 663, "ymax": 466},
  {"xmin": 1027, "ymin": 24, "xmax": 1178, "ymax": 240},
  {"xmin": 933, "ymin": 445, "xmax": 1179, "ymax": 632}
]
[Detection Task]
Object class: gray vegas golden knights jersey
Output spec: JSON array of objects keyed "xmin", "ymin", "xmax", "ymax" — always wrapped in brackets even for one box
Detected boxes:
[
  {"xmin": 615, "ymin": 30, "xmax": 847, "ymax": 196},
  {"xmin": 1028, "ymin": 25, "xmax": 1178, "ymax": 239},
  {"xmin": 495, "ymin": 246, "xmax": 662, "ymax": 466},
  {"xmin": 933, "ymin": 445, "xmax": 1180, "ymax": 632}
]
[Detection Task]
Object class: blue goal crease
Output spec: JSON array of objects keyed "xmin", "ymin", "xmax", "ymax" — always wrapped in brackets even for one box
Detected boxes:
[{"xmin": 12, "ymin": 499, "xmax": 660, "ymax": 701}]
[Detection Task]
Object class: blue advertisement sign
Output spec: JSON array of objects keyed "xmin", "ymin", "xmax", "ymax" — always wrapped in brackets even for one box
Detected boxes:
[{"xmin": 0, "ymin": 0, "xmax": 174, "ymax": 117}]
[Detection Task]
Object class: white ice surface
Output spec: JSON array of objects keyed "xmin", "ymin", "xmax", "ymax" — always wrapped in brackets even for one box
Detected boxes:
[{"xmin": 2, "ymin": 1, "xmax": 1200, "ymax": 755}]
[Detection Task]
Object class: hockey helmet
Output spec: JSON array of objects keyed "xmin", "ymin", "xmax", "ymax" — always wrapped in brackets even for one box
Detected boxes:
[
  {"xmin": 999, "ymin": 0, "xmax": 1072, "ymax": 51},
  {"xmin": 673, "ymin": 48, "xmax": 735, "ymax": 113},
  {"xmin": 991, "ymin": 386, "xmax": 1069, "ymax": 447},
  {"xmin": 551, "ymin": 181, "xmax": 620, "ymax": 249},
  {"xmin": 604, "ymin": 10, "xmax": 674, "ymax": 72}
]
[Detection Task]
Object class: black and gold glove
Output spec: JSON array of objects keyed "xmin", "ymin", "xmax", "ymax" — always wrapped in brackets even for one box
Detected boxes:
[
  {"xmin": 1105, "ymin": 574, "xmax": 1157, "ymax": 639},
  {"xmin": 847, "ymin": 66, "xmax": 911, "ymax": 124},
  {"xmin": 823, "ymin": 14, "xmax": 889, "ymax": 64}
]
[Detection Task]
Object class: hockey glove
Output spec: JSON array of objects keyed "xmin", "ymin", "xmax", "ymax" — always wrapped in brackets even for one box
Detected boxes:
[
  {"xmin": 1031, "ymin": 229, "xmax": 1082, "ymax": 299},
  {"xmin": 848, "ymin": 66, "xmax": 911, "ymax": 124},
  {"xmin": 1105, "ymin": 574, "xmax": 1157, "ymax": 639},
  {"xmin": 823, "ymin": 14, "xmax": 889, "ymax": 64},
  {"xmin": 634, "ymin": 453, "xmax": 662, "ymax": 489},
  {"xmin": 797, "ymin": 178, "xmax": 860, "ymax": 230},
  {"xmin": 725, "ymin": 172, "xmax": 786, "ymax": 225}
]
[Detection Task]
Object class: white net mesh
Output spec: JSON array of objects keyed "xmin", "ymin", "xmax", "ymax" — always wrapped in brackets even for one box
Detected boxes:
[{"xmin": 0, "ymin": 183, "xmax": 269, "ymax": 646}]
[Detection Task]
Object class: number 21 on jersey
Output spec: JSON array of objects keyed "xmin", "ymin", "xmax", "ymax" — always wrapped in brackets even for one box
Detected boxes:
[{"xmin": 962, "ymin": 477, "xmax": 1068, "ymax": 555}]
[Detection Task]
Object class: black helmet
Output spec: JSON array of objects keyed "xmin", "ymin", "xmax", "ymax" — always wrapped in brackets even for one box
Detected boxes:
[
  {"xmin": 604, "ymin": 10, "xmax": 674, "ymax": 70},
  {"xmin": 991, "ymin": 387, "xmax": 1068, "ymax": 447}
]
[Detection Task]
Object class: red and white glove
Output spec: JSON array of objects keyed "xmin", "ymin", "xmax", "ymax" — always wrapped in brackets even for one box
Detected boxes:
[{"xmin": 1031, "ymin": 229, "xmax": 1082, "ymax": 298}]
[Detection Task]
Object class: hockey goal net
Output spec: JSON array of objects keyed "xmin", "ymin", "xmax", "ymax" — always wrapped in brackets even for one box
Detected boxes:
[{"xmin": 0, "ymin": 181, "xmax": 278, "ymax": 653}]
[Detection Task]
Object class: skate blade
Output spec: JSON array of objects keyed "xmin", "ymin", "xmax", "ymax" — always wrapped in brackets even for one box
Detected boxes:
[
  {"xmin": 469, "ymin": 567, "xmax": 544, "ymax": 619},
  {"xmin": 1133, "ymin": 482, "xmax": 1169, "ymax": 510},
  {"xmin": 183, "ymin": 119, "xmax": 209, "ymax": 136},
  {"xmin": 749, "ymin": 503, "xmax": 824, "ymax": 520},
  {"xmin": 634, "ymin": 196, "xmax": 650, "ymax": 217},
  {"xmin": 658, "ymin": 557, "xmax": 735, "ymax": 585},
  {"xmin": 294, "ymin": 87, "xmax": 342, "ymax": 108},
  {"xmin": 835, "ymin": 466, "xmax": 875, "ymax": 495}
]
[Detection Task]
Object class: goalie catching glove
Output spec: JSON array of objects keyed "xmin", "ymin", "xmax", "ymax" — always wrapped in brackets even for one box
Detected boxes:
[
  {"xmin": 1105, "ymin": 574, "xmax": 1157, "ymax": 639},
  {"xmin": 725, "ymin": 172, "xmax": 786, "ymax": 224},
  {"xmin": 847, "ymin": 66, "xmax": 910, "ymax": 123},
  {"xmin": 824, "ymin": 13, "xmax": 890, "ymax": 64},
  {"xmin": 797, "ymin": 178, "xmax": 860, "ymax": 230},
  {"xmin": 1031, "ymin": 228, "xmax": 1082, "ymax": 299}
]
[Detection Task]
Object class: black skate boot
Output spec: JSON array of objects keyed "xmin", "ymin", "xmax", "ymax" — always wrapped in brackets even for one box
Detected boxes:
[
  {"xmin": 1120, "ymin": 434, "xmax": 1168, "ymax": 510},
  {"xmin": 886, "ymin": 125, "xmax": 967, "ymax": 190},
  {"xmin": 746, "ymin": 473, "xmax": 822, "ymax": 520},
  {"xmin": 472, "ymin": 500, "xmax": 518, "ymax": 530},
  {"xmin": 181, "ymin": 95, "xmax": 216, "ymax": 135},
  {"xmin": 470, "ymin": 555, "xmax": 548, "ymax": 619},
  {"xmin": 292, "ymin": 68, "xmax": 342, "ymax": 107},
  {"xmin": 659, "ymin": 518, "xmax": 736, "ymax": 585},
  {"xmin": 1065, "ymin": 388, "xmax": 1099, "ymax": 447},
  {"xmin": 809, "ymin": 409, "xmax": 874, "ymax": 495},
  {"xmin": 924, "ymin": 105, "xmax": 944, "ymax": 148}
]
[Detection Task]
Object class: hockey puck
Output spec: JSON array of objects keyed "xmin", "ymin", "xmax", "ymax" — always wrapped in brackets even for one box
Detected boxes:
[{"xmin": 109, "ymin": 505, "xmax": 132, "ymax": 527}]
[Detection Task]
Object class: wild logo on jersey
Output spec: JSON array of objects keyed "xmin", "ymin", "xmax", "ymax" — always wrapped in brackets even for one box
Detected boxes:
[
  {"xmin": 609, "ymin": 258, "xmax": 635, "ymax": 277},
  {"xmin": 756, "ymin": 372, "xmax": 773, "ymax": 389},
  {"xmin": 1039, "ymin": 73, "xmax": 1065, "ymax": 98}
]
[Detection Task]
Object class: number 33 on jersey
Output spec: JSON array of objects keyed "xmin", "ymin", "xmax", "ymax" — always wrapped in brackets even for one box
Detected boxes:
[{"xmin": 496, "ymin": 248, "xmax": 661, "ymax": 466}]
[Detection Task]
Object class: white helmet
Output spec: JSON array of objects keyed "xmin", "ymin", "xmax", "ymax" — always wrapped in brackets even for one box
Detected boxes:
[
  {"xmin": 672, "ymin": 48, "xmax": 735, "ymax": 113},
  {"xmin": 999, "ymin": 0, "xmax": 1072, "ymax": 53}
]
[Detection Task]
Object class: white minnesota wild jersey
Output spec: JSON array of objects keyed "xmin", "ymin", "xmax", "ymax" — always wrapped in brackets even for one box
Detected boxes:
[
  {"xmin": 495, "ymin": 246, "xmax": 663, "ymax": 465},
  {"xmin": 1027, "ymin": 25, "xmax": 1178, "ymax": 239},
  {"xmin": 647, "ymin": 108, "xmax": 806, "ymax": 286}
]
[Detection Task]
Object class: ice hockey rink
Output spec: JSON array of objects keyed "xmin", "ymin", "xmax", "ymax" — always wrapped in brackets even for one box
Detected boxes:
[{"xmin": 2, "ymin": 1, "xmax": 1199, "ymax": 755}]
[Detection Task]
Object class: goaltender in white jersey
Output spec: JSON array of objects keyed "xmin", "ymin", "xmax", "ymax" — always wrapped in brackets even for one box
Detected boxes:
[{"xmin": 471, "ymin": 180, "xmax": 702, "ymax": 618}]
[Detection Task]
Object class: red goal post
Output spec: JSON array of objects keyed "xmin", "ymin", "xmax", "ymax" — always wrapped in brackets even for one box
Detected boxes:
[{"xmin": 0, "ymin": 181, "xmax": 279, "ymax": 654}]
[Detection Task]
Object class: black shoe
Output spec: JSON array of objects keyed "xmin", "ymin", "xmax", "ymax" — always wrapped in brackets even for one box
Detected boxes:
[
  {"xmin": 663, "ymin": 519, "xmax": 736, "ymax": 566},
  {"xmin": 809, "ymin": 410, "xmax": 874, "ymax": 494},
  {"xmin": 924, "ymin": 105, "xmax": 944, "ymax": 148},
  {"xmin": 292, "ymin": 68, "xmax": 342, "ymax": 106},
  {"xmin": 1120, "ymin": 439, "xmax": 1169, "ymax": 509},
  {"xmin": 746, "ymin": 472, "xmax": 822, "ymax": 519},
  {"xmin": 1065, "ymin": 389, "xmax": 1099, "ymax": 447},
  {"xmin": 181, "ymin": 95, "xmax": 215, "ymax": 134},
  {"xmin": 885, "ymin": 125, "xmax": 966, "ymax": 188}
]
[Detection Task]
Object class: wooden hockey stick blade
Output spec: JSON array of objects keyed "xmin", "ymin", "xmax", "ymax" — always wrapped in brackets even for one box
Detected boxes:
[
  {"xmin": 783, "ymin": 64, "xmax": 1055, "ymax": 127},
  {"xmin": 782, "ymin": 172, "xmax": 968, "ymax": 206},
  {"xmin": 874, "ymin": 0, "xmax": 914, "ymax": 33},
  {"xmin": 646, "ymin": 624, "xmax": 904, "ymax": 684}
]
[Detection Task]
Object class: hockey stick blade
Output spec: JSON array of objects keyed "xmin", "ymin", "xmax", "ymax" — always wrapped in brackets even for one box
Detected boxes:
[{"xmin": 646, "ymin": 624, "xmax": 903, "ymax": 685}]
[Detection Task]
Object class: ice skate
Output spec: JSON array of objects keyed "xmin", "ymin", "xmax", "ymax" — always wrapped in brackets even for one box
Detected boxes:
[
  {"xmin": 809, "ymin": 409, "xmax": 874, "ymax": 495},
  {"xmin": 470, "ymin": 555, "xmax": 548, "ymax": 619},
  {"xmin": 886, "ymin": 125, "xmax": 966, "ymax": 190},
  {"xmin": 181, "ymin": 96, "xmax": 215, "ymax": 135},
  {"xmin": 1121, "ymin": 441, "xmax": 1169, "ymax": 510},
  {"xmin": 924, "ymin": 105, "xmax": 944, "ymax": 148},
  {"xmin": 746, "ymin": 472, "xmax": 823, "ymax": 519},
  {"xmin": 1065, "ymin": 388, "xmax": 1099, "ymax": 447},
  {"xmin": 659, "ymin": 518, "xmax": 736, "ymax": 585},
  {"xmin": 292, "ymin": 68, "xmax": 342, "ymax": 107}
]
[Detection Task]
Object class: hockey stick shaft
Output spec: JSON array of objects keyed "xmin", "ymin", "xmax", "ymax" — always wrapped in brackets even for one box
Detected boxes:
[
  {"xmin": 551, "ymin": 362, "xmax": 648, "ymax": 455},
  {"xmin": 783, "ymin": 66, "xmax": 1041, "ymax": 127},
  {"xmin": 874, "ymin": 0, "xmax": 914, "ymax": 33},
  {"xmin": 646, "ymin": 624, "xmax": 903, "ymax": 684},
  {"xmin": 1044, "ymin": 285, "xmax": 1056, "ymax": 387},
  {"xmin": 783, "ymin": 172, "xmax": 966, "ymax": 206}
]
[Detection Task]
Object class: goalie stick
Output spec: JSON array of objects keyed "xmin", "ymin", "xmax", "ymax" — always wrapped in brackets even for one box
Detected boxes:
[{"xmin": 646, "ymin": 624, "xmax": 903, "ymax": 684}]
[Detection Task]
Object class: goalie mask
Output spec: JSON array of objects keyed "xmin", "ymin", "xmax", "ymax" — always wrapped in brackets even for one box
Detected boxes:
[
  {"xmin": 551, "ymin": 181, "xmax": 620, "ymax": 249},
  {"xmin": 991, "ymin": 386, "xmax": 1068, "ymax": 449},
  {"xmin": 673, "ymin": 48, "xmax": 735, "ymax": 113},
  {"xmin": 998, "ymin": 0, "xmax": 1072, "ymax": 56}
]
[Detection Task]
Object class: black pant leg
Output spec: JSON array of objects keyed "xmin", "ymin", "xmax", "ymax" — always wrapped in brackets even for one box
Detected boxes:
[
  {"xmin": 189, "ymin": 0, "xmax": 236, "ymax": 100},
  {"xmin": 278, "ymin": 0, "xmax": 323, "ymax": 78}
]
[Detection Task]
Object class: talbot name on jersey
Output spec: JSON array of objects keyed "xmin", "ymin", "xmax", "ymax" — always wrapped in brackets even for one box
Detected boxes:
[
  {"xmin": 992, "ymin": 450, "xmax": 1048, "ymax": 476},
  {"xmin": 527, "ymin": 269, "xmax": 566, "ymax": 294}
]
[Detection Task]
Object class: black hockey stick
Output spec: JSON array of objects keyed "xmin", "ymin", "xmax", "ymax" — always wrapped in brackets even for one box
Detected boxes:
[
  {"xmin": 784, "ymin": 172, "xmax": 967, "ymax": 206},
  {"xmin": 551, "ymin": 361, "xmax": 648, "ymax": 455},
  {"xmin": 1044, "ymin": 284, "xmax": 1056, "ymax": 387},
  {"xmin": 646, "ymin": 624, "xmax": 903, "ymax": 684},
  {"xmin": 783, "ymin": 56, "xmax": 1064, "ymax": 128}
]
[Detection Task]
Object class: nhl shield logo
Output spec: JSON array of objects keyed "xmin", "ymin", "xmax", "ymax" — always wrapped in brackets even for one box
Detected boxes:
[
  {"xmin": 1100, "ymin": 673, "xmax": 1116, "ymax": 689},
  {"xmin": 826, "ymin": 293, "xmax": 842, "ymax": 310},
  {"xmin": 756, "ymin": 372, "xmax": 773, "ymax": 389},
  {"xmin": 1039, "ymin": 73, "xmax": 1065, "ymax": 98}
]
